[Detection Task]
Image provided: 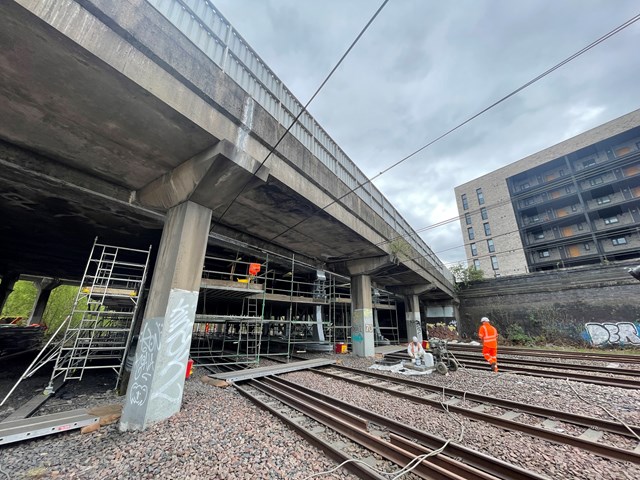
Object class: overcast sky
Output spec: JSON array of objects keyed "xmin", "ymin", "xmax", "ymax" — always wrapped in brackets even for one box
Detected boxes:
[{"xmin": 214, "ymin": 0, "xmax": 640, "ymax": 267}]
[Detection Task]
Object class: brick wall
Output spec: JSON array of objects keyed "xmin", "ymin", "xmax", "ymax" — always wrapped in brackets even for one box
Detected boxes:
[{"xmin": 457, "ymin": 259, "xmax": 640, "ymax": 343}]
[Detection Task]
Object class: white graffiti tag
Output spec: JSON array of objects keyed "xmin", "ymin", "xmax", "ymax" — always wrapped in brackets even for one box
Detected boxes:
[
  {"xmin": 129, "ymin": 319, "xmax": 161, "ymax": 407},
  {"xmin": 150, "ymin": 292, "xmax": 195, "ymax": 408},
  {"xmin": 585, "ymin": 322, "xmax": 640, "ymax": 346}
]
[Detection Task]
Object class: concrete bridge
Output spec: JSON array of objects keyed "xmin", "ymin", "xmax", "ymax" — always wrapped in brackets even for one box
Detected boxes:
[{"xmin": 0, "ymin": 0, "xmax": 456, "ymax": 428}]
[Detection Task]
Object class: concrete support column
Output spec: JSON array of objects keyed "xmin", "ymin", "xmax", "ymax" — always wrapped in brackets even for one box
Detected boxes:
[
  {"xmin": 350, "ymin": 274, "xmax": 374, "ymax": 357},
  {"xmin": 0, "ymin": 272, "xmax": 19, "ymax": 314},
  {"xmin": 28, "ymin": 278, "xmax": 62, "ymax": 325},
  {"xmin": 404, "ymin": 294, "xmax": 422, "ymax": 343},
  {"xmin": 120, "ymin": 201, "xmax": 212, "ymax": 431},
  {"xmin": 311, "ymin": 305, "xmax": 325, "ymax": 342}
]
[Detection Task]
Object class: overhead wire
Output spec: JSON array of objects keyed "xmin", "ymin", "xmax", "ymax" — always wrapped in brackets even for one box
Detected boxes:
[
  {"xmin": 210, "ymin": 0, "xmax": 391, "ymax": 232},
  {"xmin": 329, "ymin": 147, "xmax": 640, "ymax": 264},
  {"xmin": 266, "ymin": 11, "xmax": 640, "ymax": 258}
]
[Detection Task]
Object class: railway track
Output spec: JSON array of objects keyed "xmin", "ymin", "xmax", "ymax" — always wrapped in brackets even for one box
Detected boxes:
[
  {"xmin": 448, "ymin": 352, "xmax": 640, "ymax": 377},
  {"xmin": 236, "ymin": 376, "xmax": 548, "ymax": 479},
  {"xmin": 307, "ymin": 366, "xmax": 640, "ymax": 464},
  {"xmin": 446, "ymin": 344, "xmax": 640, "ymax": 365},
  {"xmin": 384, "ymin": 352, "xmax": 640, "ymax": 390}
]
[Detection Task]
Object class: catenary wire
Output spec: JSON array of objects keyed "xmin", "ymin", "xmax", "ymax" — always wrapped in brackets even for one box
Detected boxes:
[
  {"xmin": 210, "ymin": 0, "xmax": 390, "ymax": 232},
  {"xmin": 267, "ymin": 12, "xmax": 640, "ymax": 249},
  {"xmin": 330, "ymin": 148, "xmax": 640, "ymax": 263}
]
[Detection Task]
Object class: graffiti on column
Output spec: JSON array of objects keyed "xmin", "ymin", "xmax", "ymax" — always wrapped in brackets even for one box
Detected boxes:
[
  {"xmin": 151, "ymin": 290, "xmax": 197, "ymax": 409},
  {"xmin": 128, "ymin": 317, "xmax": 162, "ymax": 408},
  {"xmin": 585, "ymin": 322, "xmax": 640, "ymax": 346}
]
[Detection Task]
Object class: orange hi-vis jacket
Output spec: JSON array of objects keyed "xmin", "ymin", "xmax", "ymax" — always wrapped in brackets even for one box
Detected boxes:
[{"xmin": 478, "ymin": 323, "xmax": 498, "ymax": 348}]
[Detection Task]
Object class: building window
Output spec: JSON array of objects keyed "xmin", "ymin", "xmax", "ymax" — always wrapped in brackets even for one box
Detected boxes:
[
  {"xmin": 615, "ymin": 146, "xmax": 632, "ymax": 157},
  {"xmin": 577, "ymin": 223, "xmax": 584, "ymax": 231},
  {"xmin": 532, "ymin": 214, "xmax": 540, "ymax": 222},
  {"xmin": 476, "ymin": 188, "xmax": 485, "ymax": 205},
  {"xmin": 473, "ymin": 259, "xmax": 481, "ymax": 270},
  {"xmin": 461, "ymin": 194, "xmax": 468, "ymax": 210},
  {"xmin": 589, "ymin": 176, "xmax": 604, "ymax": 186},
  {"xmin": 612, "ymin": 237, "xmax": 627, "ymax": 246},
  {"xmin": 571, "ymin": 204, "xmax": 577, "ymax": 212},
  {"xmin": 534, "ymin": 231, "xmax": 545, "ymax": 240},
  {"xmin": 565, "ymin": 185, "xmax": 572, "ymax": 194},
  {"xmin": 487, "ymin": 239, "xmax": 495, "ymax": 253},
  {"xmin": 583, "ymin": 158, "xmax": 596, "ymax": 168},
  {"xmin": 480, "ymin": 207, "xmax": 488, "ymax": 220},
  {"xmin": 596, "ymin": 196, "xmax": 611, "ymax": 205},
  {"xmin": 483, "ymin": 223, "xmax": 491, "ymax": 236},
  {"xmin": 470, "ymin": 243, "xmax": 478, "ymax": 256},
  {"xmin": 465, "ymin": 213, "xmax": 472, "ymax": 225},
  {"xmin": 539, "ymin": 250, "xmax": 550, "ymax": 258},
  {"xmin": 468, "ymin": 227, "xmax": 475, "ymax": 240},
  {"xmin": 604, "ymin": 216, "xmax": 619, "ymax": 225},
  {"xmin": 520, "ymin": 182, "xmax": 530, "ymax": 190},
  {"xmin": 584, "ymin": 243, "xmax": 591, "ymax": 251},
  {"xmin": 523, "ymin": 197, "xmax": 535, "ymax": 206},
  {"xmin": 559, "ymin": 169, "xmax": 565, "ymax": 177},
  {"xmin": 490, "ymin": 256, "xmax": 499, "ymax": 270}
]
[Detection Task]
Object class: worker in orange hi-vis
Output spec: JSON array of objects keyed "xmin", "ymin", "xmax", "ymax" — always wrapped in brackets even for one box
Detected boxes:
[{"xmin": 478, "ymin": 317, "xmax": 499, "ymax": 372}]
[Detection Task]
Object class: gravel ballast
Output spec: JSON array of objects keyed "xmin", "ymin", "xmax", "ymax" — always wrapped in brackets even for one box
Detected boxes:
[{"xmin": 1, "ymin": 352, "xmax": 639, "ymax": 479}]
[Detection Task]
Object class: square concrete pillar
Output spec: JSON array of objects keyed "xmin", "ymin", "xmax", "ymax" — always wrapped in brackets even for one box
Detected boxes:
[
  {"xmin": 350, "ymin": 274, "xmax": 374, "ymax": 357},
  {"xmin": 405, "ymin": 294, "xmax": 422, "ymax": 343},
  {"xmin": 120, "ymin": 201, "xmax": 211, "ymax": 431}
]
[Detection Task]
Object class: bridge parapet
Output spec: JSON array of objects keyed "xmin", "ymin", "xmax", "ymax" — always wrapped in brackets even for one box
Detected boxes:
[{"xmin": 147, "ymin": 0, "xmax": 453, "ymax": 285}]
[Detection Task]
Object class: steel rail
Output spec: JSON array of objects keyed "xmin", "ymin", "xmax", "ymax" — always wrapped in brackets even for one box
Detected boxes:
[
  {"xmin": 384, "ymin": 353, "xmax": 640, "ymax": 390},
  {"xmin": 244, "ymin": 378, "xmax": 499, "ymax": 480},
  {"xmin": 309, "ymin": 368, "xmax": 640, "ymax": 464},
  {"xmin": 262, "ymin": 376, "xmax": 548, "ymax": 480},
  {"xmin": 327, "ymin": 365, "xmax": 640, "ymax": 438},
  {"xmin": 233, "ymin": 383, "xmax": 387, "ymax": 480},
  {"xmin": 449, "ymin": 352, "xmax": 640, "ymax": 377},
  {"xmin": 446, "ymin": 345, "xmax": 640, "ymax": 364}
]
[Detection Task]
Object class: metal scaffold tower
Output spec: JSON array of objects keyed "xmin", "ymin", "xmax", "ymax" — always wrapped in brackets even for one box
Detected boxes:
[
  {"xmin": 48, "ymin": 239, "xmax": 152, "ymax": 387},
  {"xmin": 0, "ymin": 239, "xmax": 151, "ymax": 406}
]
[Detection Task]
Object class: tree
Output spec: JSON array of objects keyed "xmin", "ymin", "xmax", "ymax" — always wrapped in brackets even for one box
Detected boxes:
[{"xmin": 450, "ymin": 263, "xmax": 484, "ymax": 291}]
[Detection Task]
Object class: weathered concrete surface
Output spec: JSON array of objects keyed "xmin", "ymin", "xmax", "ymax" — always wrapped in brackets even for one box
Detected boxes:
[
  {"xmin": 121, "ymin": 201, "xmax": 211, "ymax": 430},
  {"xmin": 1, "ymin": 0, "xmax": 454, "ymax": 299},
  {"xmin": 404, "ymin": 295, "xmax": 422, "ymax": 343},
  {"xmin": 351, "ymin": 275, "xmax": 375, "ymax": 357},
  {"xmin": 457, "ymin": 260, "xmax": 640, "ymax": 343}
]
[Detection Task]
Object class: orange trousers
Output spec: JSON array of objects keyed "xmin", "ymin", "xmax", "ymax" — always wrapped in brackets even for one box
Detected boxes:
[{"xmin": 482, "ymin": 344, "xmax": 497, "ymax": 365}]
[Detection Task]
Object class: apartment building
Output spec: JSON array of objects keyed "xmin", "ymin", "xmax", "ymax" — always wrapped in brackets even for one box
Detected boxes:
[{"xmin": 454, "ymin": 108, "xmax": 640, "ymax": 277}]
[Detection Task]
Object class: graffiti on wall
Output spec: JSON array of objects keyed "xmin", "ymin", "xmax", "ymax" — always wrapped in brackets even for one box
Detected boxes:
[{"xmin": 584, "ymin": 322, "xmax": 640, "ymax": 346}]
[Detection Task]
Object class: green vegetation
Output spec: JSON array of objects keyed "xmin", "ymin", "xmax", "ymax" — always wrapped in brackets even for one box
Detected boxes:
[
  {"xmin": 1, "ymin": 280, "xmax": 82, "ymax": 334},
  {"xmin": 450, "ymin": 263, "xmax": 484, "ymax": 291}
]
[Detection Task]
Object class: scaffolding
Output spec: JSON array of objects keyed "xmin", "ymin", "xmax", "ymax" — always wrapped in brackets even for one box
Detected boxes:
[
  {"xmin": 1, "ymin": 239, "xmax": 151, "ymax": 406},
  {"xmin": 190, "ymin": 250, "xmax": 400, "ymax": 366},
  {"xmin": 48, "ymin": 240, "xmax": 151, "ymax": 385},
  {"xmin": 190, "ymin": 255, "xmax": 268, "ymax": 366}
]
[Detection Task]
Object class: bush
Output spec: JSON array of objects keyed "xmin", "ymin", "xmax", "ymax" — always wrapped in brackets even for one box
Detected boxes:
[{"xmin": 504, "ymin": 323, "xmax": 534, "ymax": 346}]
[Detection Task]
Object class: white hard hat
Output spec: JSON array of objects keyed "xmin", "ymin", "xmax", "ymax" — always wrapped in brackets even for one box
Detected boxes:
[
  {"xmin": 481, "ymin": 317, "xmax": 490, "ymax": 323},
  {"xmin": 412, "ymin": 336, "xmax": 418, "ymax": 342}
]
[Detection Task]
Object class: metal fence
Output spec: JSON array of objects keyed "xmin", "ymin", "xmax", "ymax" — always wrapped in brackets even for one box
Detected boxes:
[{"xmin": 147, "ymin": 0, "xmax": 453, "ymax": 285}]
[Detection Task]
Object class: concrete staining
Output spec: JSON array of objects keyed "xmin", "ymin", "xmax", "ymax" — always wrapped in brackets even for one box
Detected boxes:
[
  {"xmin": 0, "ymin": 0, "xmax": 455, "ymax": 428},
  {"xmin": 1, "ymin": 0, "xmax": 453, "ymax": 296}
]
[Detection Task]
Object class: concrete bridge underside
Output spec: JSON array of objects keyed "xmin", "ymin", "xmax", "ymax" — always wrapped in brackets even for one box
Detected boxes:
[
  {"xmin": 1, "ymin": 0, "xmax": 456, "ymax": 429},
  {"xmin": 0, "ymin": 0, "xmax": 454, "ymax": 300}
]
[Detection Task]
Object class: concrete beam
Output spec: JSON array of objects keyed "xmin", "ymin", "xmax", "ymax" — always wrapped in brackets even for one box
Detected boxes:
[
  {"xmin": 137, "ymin": 140, "xmax": 269, "ymax": 211},
  {"xmin": 343, "ymin": 255, "xmax": 396, "ymax": 277}
]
